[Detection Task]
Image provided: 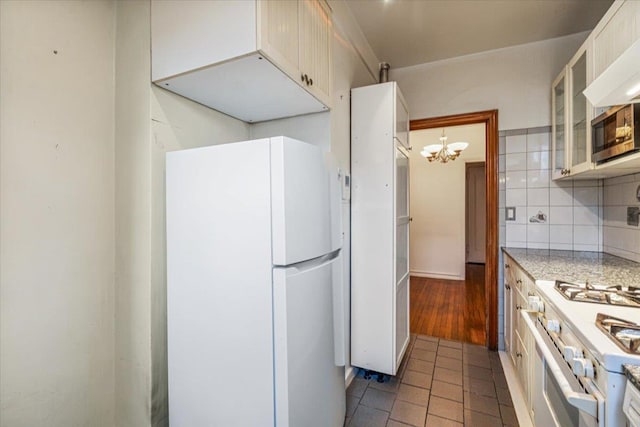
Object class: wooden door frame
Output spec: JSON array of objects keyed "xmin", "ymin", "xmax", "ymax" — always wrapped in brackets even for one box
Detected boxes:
[{"xmin": 410, "ymin": 110, "xmax": 499, "ymax": 350}]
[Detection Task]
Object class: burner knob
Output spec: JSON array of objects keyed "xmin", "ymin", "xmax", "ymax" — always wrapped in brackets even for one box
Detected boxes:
[
  {"xmin": 572, "ymin": 358, "xmax": 594, "ymax": 378},
  {"xmin": 546, "ymin": 319, "xmax": 560, "ymax": 333},
  {"xmin": 563, "ymin": 346, "xmax": 583, "ymax": 362},
  {"xmin": 528, "ymin": 296, "xmax": 544, "ymax": 312}
]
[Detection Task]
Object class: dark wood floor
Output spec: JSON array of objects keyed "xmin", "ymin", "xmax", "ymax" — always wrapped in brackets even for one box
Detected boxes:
[{"xmin": 409, "ymin": 263, "xmax": 486, "ymax": 346}]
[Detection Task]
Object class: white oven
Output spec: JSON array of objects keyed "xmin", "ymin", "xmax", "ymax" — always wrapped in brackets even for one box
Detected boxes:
[{"xmin": 523, "ymin": 311, "xmax": 605, "ymax": 427}]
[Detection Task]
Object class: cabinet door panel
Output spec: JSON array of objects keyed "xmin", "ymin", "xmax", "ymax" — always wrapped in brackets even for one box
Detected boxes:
[
  {"xmin": 395, "ymin": 276, "xmax": 409, "ymax": 364},
  {"xmin": 571, "ymin": 51, "xmax": 588, "ymax": 167},
  {"xmin": 258, "ymin": 0, "xmax": 299, "ymax": 79},
  {"xmin": 395, "ymin": 93, "xmax": 410, "ymax": 149},
  {"xmin": 299, "ymin": 0, "xmax": 331, "ymax": 104},
  {"xmin": 552, "ymin": 71, "xmax": 567, "ymax": 180}
]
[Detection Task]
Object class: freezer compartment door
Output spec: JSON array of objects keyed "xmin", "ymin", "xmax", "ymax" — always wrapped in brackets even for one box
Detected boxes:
[
  {"xmin": 270, "ymin": 137, "xmax": 338, "ymax": 265},
  {"xmin": 273, "ymin": 253, "xmax": 346, "ymax": 427}
]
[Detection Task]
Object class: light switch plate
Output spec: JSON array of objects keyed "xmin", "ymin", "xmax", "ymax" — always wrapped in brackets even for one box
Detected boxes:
[{"xmin": 506, "ymin": 207, "xmax": 516, "ymax": 221}]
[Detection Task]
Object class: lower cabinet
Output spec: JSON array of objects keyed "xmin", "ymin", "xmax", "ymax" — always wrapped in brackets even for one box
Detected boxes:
[{"xmin": 503, "ymin": 252, "xmax": 534, "ymax": 419}]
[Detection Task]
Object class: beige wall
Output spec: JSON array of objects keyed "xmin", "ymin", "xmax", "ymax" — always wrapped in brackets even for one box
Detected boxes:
[
  {"xmin": 1, "ymin": 1, "xmax": 116, "ymax": 425},
  {"xmin": 410, "ymin": 124, "xmax": 486, "ymax": 280},
  {"xmin": 392, "ymin": 33, "xmax": 588, "ymax": 131},
  {"xmin": 116, "ymin": 2, "xmax": 252, "ymax": 426}
]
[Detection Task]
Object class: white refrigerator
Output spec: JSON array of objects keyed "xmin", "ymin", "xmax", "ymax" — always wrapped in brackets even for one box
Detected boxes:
[{"xmin": 166, "ymin": 136, "xmax": 346, "ymax": 426}]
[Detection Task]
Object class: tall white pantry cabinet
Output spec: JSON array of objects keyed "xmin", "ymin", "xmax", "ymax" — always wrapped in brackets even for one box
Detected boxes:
[{"xmin": 351, "ymin": 82, "xmax": 411, "ymax": 376}]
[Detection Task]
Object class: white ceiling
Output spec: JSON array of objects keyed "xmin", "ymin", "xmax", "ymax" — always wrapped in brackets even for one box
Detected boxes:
[{"xmin": 344, "ymin": 0, "xmax": 614, "ymax": 69}]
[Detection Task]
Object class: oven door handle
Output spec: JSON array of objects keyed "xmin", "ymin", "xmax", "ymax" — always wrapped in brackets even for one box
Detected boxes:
[{"xmin": 522, "ymin": 311, "xmax": 598, "ymax": 418}]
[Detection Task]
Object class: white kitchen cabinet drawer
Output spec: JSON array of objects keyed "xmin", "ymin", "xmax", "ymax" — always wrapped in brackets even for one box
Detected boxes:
[{"xmin": 151, "ymin": 0, "xmax": 331, "ymax": 123}]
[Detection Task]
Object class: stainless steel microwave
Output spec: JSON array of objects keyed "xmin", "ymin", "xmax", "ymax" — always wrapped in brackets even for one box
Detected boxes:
[{"xmin": 592, "ymin": 103, "xmax": 640, "ymax": 163}]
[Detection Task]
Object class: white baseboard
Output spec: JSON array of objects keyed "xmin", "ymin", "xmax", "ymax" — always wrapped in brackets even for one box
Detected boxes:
[
  {"xmin": 499, "ymin": 351, "xmax": 533, "ymax": 427},
  {"xmin": 345, "ymin": 365, "xmax": 357, "ymax": 389},
  {"xmin": 410, "ymin": 270, "xmax": 464, "ymax": 280}
]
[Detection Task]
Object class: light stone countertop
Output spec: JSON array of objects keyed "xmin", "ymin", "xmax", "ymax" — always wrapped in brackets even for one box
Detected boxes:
[{"xmin": 501, "ymin": 248, "xmax": 640, "ymax": 287}]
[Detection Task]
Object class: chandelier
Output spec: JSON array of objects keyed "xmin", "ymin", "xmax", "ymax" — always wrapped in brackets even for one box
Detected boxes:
[{"xmin": 420, "ymin": 129, "xmax": 469, "ymax": 163}]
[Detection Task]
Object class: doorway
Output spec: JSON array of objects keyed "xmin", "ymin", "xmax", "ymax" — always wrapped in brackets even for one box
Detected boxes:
[
  {"xmin": 409, "ymin": 110, "xmax": 499, "ymax": 350},
  {"xmin": 466, "ymin": 162, "xmax": 486, "ymax": 264}
]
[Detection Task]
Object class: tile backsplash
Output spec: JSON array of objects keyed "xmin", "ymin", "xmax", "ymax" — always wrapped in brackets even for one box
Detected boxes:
[
  {"xmin": 603, "ymin": 173, "xmax": 640, "ymax": 262},
  {"xmin": 499, "ymin": 127, "xmax": 603, "ymax": 251}
]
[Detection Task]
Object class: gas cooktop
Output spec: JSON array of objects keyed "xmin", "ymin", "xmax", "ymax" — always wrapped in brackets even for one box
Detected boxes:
[
  {"xmin": 596, "ymin": 313, "xmax": 640, "ymax": 354},
  {"xmin": 555, "ymin": 280, "xmax": 640, "ymax": 307}
]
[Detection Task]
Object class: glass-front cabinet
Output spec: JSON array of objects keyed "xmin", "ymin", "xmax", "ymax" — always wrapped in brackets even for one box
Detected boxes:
[
  {"xmin": 552, "ymin": 38, "xmax": 594, "ymax": 180},
  {"xmin": 552, "ymin": 70, "xmax": 567, "ymax": 180},
  {"xmin": 568, "ymin": 42, "xmax": 594, "ymax": 175}
]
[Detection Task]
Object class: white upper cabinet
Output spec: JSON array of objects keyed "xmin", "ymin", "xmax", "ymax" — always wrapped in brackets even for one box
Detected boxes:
[
  {"xmin": 552, "ymin": 38, "xmax": 595, "ymax": 180},
  {"xmin": 151, "ymin": 0, "xmax": 332, "ymax": 123},
  {"xmin": 552, "ymin": 68, "xmax": 568, "ymax": 180},
  {"xmin": 592, "ymin": 0, "xmax": 640, "ymax": 80}
]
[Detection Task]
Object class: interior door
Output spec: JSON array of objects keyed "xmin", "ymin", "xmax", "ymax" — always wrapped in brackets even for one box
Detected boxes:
[
  {"xmin": 272, "ymin": 254, "xmax": 345, "ymax": 427},
  {"xmin": 466, "ymin": 162, "xmax": 486, "ymax": 264}
]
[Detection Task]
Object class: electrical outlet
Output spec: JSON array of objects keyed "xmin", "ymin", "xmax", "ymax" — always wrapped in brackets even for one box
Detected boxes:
[{"xmin": 506, "ymin": 207, "xmax": 516, "ymax": 221}]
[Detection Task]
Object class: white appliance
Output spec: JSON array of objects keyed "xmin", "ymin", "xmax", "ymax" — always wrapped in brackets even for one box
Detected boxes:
[
  {"xmin": 524, "ymin": 280, "xmax": 640, "ymax": 427},
  {"xmin": 166, "ymin": 136, "xmax": 346, "ymax": 427}
]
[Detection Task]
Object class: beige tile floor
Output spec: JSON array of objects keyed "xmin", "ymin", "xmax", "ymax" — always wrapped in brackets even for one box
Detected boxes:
[{"xmin": 345, "ymin": 335, "xmax": 519, "ymax": 427}]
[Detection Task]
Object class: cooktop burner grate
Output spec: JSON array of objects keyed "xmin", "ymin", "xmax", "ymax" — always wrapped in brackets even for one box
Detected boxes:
[
  {"xmin": 555, "ymin": 281, "xmax": 640, "ymax": 307},
  {"xmin": 596, "ymin": 313, "xmax": 640, "ymax": 354}
]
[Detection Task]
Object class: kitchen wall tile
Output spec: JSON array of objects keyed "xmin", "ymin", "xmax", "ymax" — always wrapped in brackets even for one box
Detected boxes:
[
  {"xmin": 505, "ymin": 189, "xmax": 526, "ymax": 207},
  {"xmin": 499, "ymin": 154, "xmax": 505, "ymax": 172},
  {"xmin": 499, "ymin": 136, "xmax": 506, "ymax": 154},
  {"xmin": 573, "ymin": 243, "xmax": 599, "ymax": 251},
  {"xmin": 527, "ymin": 188, "xmax": 549, "ymax": 207},
  {"xmin": 550, "ymin": 206, "xmax": 573, "ymax": 225},
  {"xmin": 499, "ymin": 172, "xmax": 506, "ymax": 191},
  {"xmin": 573, "ymin": 187, "xmax": 599, "ymax": 207},
  {"xmin": 505, "ymin": 134, "xmax": 526, "ymax": 154},
  {"xmin": 604, "ymin": 245, "xmax": 640, "ymax": 263},
  {"xmin": 606, "ymin": 174, "xmax": 636, "ymax": 186},
  {"xmin": 499, "ymin": 190, "xmax": 505, "ymax": 209},
  {"xmin": 549, "ymin": 225, "xmax": 572, "ymax": 244},
  {"xmin": 527, "ymin": 125, "xmax": 552, "ymax": 135},
  {"xmin": 550, "ymin": 187, "xmax": 573, "ymax": 206},
  {"xmin": 526, "ymin": 151, "xmax": 550, "ymax": 171},
  {"xmin": 603, "ymin": 183, "xmax": 622, "ymax": 206},
  {"xmin": 506, "ymin": 223, "xmax": 526, "ymax": 242},
  {"xmin": 573, "ymin": 179, "xmax": 602, "ymax": 188},
  {"xmin": 527, "ymin": 242, "xmax": 550, "ymax": 249},
  {"xmin": 603, "ymin": 206, "xmax": 626, "ymax": 228},
  {"xmin": 573, "ymin": 225, "xmax": 599, "ymax": 246},
  {"xmin": 505, "ymin": 240, "xmax": 526, "ymax": 248},
  {"xmin": 527, "ymin": 224, "xmax": 549, "ymax": 243},
  {"xmin": 506, "ymin": 153, "xmax": 527, "ymax": 171},
  {"xmin": 526, "ymin": 132, "xmax": 550, "ymax": 152},
  {"xmin": 620, "ymin": 181, "xmax": 639, "ymax": 205},
  {"xmin": 505, "ymin": 171, "xmax": 527, "ymax": 189},
  {"xmin": 527, "ymin": 169, "xmax": 550, "ymax": 188},
  {"xmin": 573, "ymin": 206, "xmax": 599, "ymax": 226},
  {"xmin": 550, "ymin": 242, "xmax": 573, "ymax": 250},
  {"xmin": 499, "ymin": 225, "xmax": 506, "ymax": 246}
]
